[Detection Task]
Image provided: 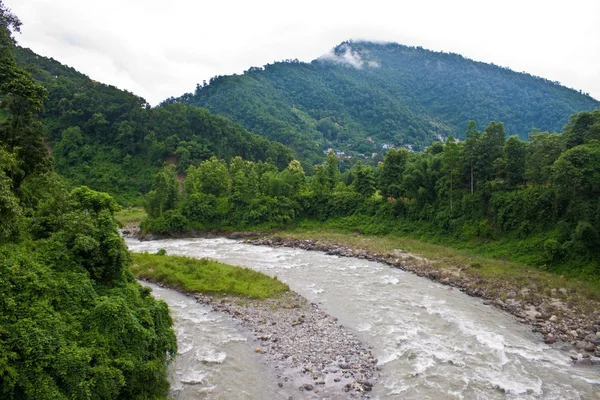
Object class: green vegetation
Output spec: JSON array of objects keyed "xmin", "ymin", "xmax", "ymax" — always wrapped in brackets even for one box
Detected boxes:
[
  {"xmin": 131, "ymin": 253, "xmax": 289, "ymax": 299},
  {"xmin": 14, "ymin": 47, "xmax": 294, "ymax": 204},
  {"xmin": 176, "ymin": 41, "xmax": 599, "ymax": 163},
  {"xmin": 141, "ymin": 157, "xmax": 305, "ymax": 233},
  {"xmin": 0, "ymin": 4, "xmax": 176, "ymax": 398},
  {"xmin": 115, "ymin": 207, "xmax": 147, "ymax": 227},
  {"xmin": 3, "ymin": 5, "xmax": 600, "ymax": 396},
  {"xmin": 142, "ymin": 111, "xmax": 600, "ymax": 282}
]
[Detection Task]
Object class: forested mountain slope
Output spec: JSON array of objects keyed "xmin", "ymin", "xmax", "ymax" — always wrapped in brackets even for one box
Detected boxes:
[
  {"xmin": 175, "ymin": 41, "xmax": 600, "ymax": 162},
  {"xmin": 0, "ymin": 3, "xmax": 177, "ymax": 397},
  {"xmin": 15, "ymin": 47, "xmax": 294, "ymax": 204}
]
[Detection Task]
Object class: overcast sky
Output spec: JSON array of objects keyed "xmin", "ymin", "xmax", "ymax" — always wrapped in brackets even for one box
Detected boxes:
[{"xmin": 6, "ymin": 0, "xmax": 600, "ymax": 106}]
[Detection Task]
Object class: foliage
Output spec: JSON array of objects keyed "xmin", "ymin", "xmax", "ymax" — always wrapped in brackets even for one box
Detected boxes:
[
  {"xmin": 0, "ymin": 6, "xmax": 177, "ymax": 398},
  {"xmin": 141, "ymin": 111, "xmax": 600, "ymax": 279},
  {"xmin": 131, "ymin": 253, "xmax": 289, "ymax": 299},
  {"xmin": 176, "ymin": 41, "xmax": 600, "ymax": 162},
  {"xmin": 14, "ymin": 47, "xmax": 294, "ymax": 205},
  {"xmin": 114, "ymin": 207, "xmax": 147, "ymax": 227}
]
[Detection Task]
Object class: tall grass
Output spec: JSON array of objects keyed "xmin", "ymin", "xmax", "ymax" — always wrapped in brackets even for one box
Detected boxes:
[
  {"xmin": 115, "ymin": 207, "xmax": 147, "ymax": 227},
  {"xmin": 131, "ymin": 252, "xmax": 288, "ymax": 299}
]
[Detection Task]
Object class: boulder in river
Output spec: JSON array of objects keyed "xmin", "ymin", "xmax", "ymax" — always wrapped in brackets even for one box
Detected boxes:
[
  {"xmin": 584, "ymin": 342, "xmax": 596, "ymax": 352},
  {"xmin": 544, "ymin": 336, "xmax": 556, "ymax": 344}
]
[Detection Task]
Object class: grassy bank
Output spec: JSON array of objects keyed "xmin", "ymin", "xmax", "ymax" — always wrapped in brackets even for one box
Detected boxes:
[
  {"xmin": 130, "ymin": 252, "xmax": 288, "ymax": 299},
  {"xmin": 282, "ymin": 221, "xmax": 600, "ymax": 312},
  {"xmin": 115, "ymin": 207, "xmax": 147, "ymax": 227}
]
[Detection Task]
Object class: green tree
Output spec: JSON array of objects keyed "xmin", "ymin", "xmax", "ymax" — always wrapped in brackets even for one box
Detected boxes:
[
  {"xmin": 189, "ymin": 156, "xmax": 231, "ymax": 197},
  {"xmin": 0, "ymin": 2, "xmax": 48, "ymax": 190},
  {"xmin": 442, "ymin": 136, "xmax": 460, "ymax": 209},
  {"xmin": 0, "ymin": 6, "xmax": 177, "ymax": 399},
  {"xmin": 0, "ymin": 147, "xmax": 20, "ymax": 242},
  {"xmin": 478, "ymin": 121, "xmax": 506, "ymax": 184},
  {"xmin": 463, "ymin": 120, "xmax": 480, "ymax": 194},
  {"xmin": 378, "ymin": 148, "xmax": 409, "ymax": 199},
  {"xmin": 351, "ymin": 161, "xmax": 376, "ymax": 198},
  {"xmin": 324, "ymin": 151, "xmax": 341, "ymax": 190},
  {"xmin": 55, "ymin": 126, "xmax": 84, "ymax": 167},
  {"xmin": 310, "ymin": 151, "xmax": 340, "ymax": 195},
  {"xmin": 525, "ymin": 132, "xmax": 564, "ymax": 185},
  {"xmin": 563, "ymin": 110, "xmax": 600, "ymax": 149},
  {"xmin": 230, "ymin": 157, "xmax": 259, "ymax": 205},
  {"xmin": 502, "ymin": 136, "xmax": 527, "ymax": 188},
  {"xmin": 145, "ymin": 164, "xmax": 179, "ymax": 218},
  {"xmin": 280, "ymin": 159, "xmax": 306, "ymax": 196},
  {"xmin": 552, "ymin": 142, "xmax": 600, "ymax": 202}
]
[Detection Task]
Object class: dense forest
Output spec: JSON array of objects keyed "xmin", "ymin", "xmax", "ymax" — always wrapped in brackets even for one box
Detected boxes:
[
  {"xmin": 0, "ymin": 3, "xmax": 176, "ymax": 398},
  {"xmin": 3, "ymin": 1, "xmax": 600, "ymax": 395},
  {"xmin": 142, "ymin": 111, "xmax": 600, "ymax": 278},
  {"xmin": 174, "ymin": 41, "xmax": 600, "ymax": 163},
  {"xmin": 14, "ymin": 47, "xmax": 294, "ymax": 204}
]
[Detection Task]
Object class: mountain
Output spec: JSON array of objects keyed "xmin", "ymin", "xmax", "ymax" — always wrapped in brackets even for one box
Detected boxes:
[
  {"xmin": 174, "ymin": 41, "xmax": 600, "ymax": 163},
  {"xmin": 14, "ymin": 47, "xmax": 294, "ymax": 204}
]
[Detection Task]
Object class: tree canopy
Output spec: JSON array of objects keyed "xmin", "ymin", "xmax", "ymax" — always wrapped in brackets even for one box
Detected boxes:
[
  {"xmin": 0, "ymin": 4, "xmax": 177, "ymax": 398},
  {"xmin": 176, "ymin": 41, "xmax": 599, "ymax": 163}
]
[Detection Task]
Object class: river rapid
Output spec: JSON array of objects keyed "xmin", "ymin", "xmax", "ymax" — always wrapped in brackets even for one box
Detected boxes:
[{"xmin": 126, "ymin": 237, "xmax": 600, "ymax": 399}]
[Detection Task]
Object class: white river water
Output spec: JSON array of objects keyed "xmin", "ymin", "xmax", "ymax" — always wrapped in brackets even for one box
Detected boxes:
[{"xmin": 126, "ymin": 237, "xmax": 600, "ymax": 399}]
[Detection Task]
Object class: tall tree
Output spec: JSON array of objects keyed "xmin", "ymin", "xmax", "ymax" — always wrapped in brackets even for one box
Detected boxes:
[
  {"xmin": 351, "ymin": 161, "xmax": 376, "ymax": 198},
  {"xmin": 145, "ymin": 164, "xmax": 179, "ymax": 217},
  {"xmin": 378, "ymin": 148, "xmax": 409, "ymax": 199},
  {"xmin": 442, "ymin": 136, "xmax": 460, "ymax": 209},
  {"xmin": 525, "ymin": 132, "xmax": 564, "ymax": 185},
  {"xmin": 0, "ymin": 1, "xmax": 48, "ymax": 190},
  {"xmin": 477, "ymin": 121, "xmax": 505, "ymax": 185},
  {"xmin": 463, "ymin": 120, "xmax": 480, "ymax": 194},
  {"xmin": 563, "ymin": 110, "xmax": 600, "ymax": 149},
  {"xmin": 502, "ymin": 136, "xmax": 527, "ymax": 188},
  {"xmin": 185, "ymin": 157, "xmax": 231, "ymax": 198}
]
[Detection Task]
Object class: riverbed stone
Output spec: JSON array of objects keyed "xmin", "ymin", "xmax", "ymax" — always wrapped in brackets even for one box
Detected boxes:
[
  {"xmin": 196, "ymin": 290, "xmax": 379, "ymax": 398},
  {"xmin": 576, "ymin": 341, "xmax": 588, "ymax": 350},
  {"xmin": 584, "ymin": 342, "xmax": 596, "ymax": 352},
  {"xmin": 300, "ymin": 383, "xmax": 314, "ymax": 391}
]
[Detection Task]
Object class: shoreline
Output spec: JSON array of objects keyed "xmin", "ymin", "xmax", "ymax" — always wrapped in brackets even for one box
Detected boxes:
[
  {"xmin": 124, "ymin": 227, "xmax": 600, "ymax": 364},
  {"xmin": 245, "ymin": 236, "xmax": 600, "ymax": 364},
  {"xmin": 135, "ymin": 277, "xmax": 380, "ymax": 398}
]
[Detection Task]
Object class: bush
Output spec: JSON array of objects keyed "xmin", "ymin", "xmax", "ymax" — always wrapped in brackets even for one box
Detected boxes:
[
  {"xmin": 572, "ymin": 221, "xmax": 599, "ymax": 250},
  {"xmin": 543, "ymin": 238, "xmax": 561, "ymax": 261}
]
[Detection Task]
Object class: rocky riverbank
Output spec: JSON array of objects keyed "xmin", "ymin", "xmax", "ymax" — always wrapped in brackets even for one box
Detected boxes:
[
  {"xmin": 246, "ymin": 237, "xmax": 600, "ymax": 364},
  {"xmin": 140, "ymin": 279, "xmax": 379, "ymax": 398},
  {"xmin": 196, "ymin": 291, "xmax": 379, "ymax": 398}
]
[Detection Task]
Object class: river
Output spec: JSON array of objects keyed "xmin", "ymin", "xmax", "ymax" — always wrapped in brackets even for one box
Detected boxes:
[{"xmin": 126, "ymin": 237, "xmax": 600, "ymax": 399}]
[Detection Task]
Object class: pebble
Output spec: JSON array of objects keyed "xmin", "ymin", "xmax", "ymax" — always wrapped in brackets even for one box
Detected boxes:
[
  {"xmin": 584, "ymin": 342, "xmax": 596, "ymax": 352},
  {"xmin": 196, "ymin": 291, "xmax": 379, "ymax": 398}
]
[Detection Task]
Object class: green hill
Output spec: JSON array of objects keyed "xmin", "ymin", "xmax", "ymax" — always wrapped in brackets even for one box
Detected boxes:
[
  {"xmin": 175, "ymin": 41, "xmax": 600, "ymax": 162},
  {"xmin": 14, "ymin": 47, "xmax": 294, "ymax": 204}
]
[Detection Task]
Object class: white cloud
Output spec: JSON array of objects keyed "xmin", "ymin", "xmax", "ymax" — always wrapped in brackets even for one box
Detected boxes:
[
  {"xmin": 5, "ymin": 0, "xmax": 600, "ymax": 104},
  {"xmin": 318, "ymin": 43, "xmax": 365, "ymax": 69}
]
